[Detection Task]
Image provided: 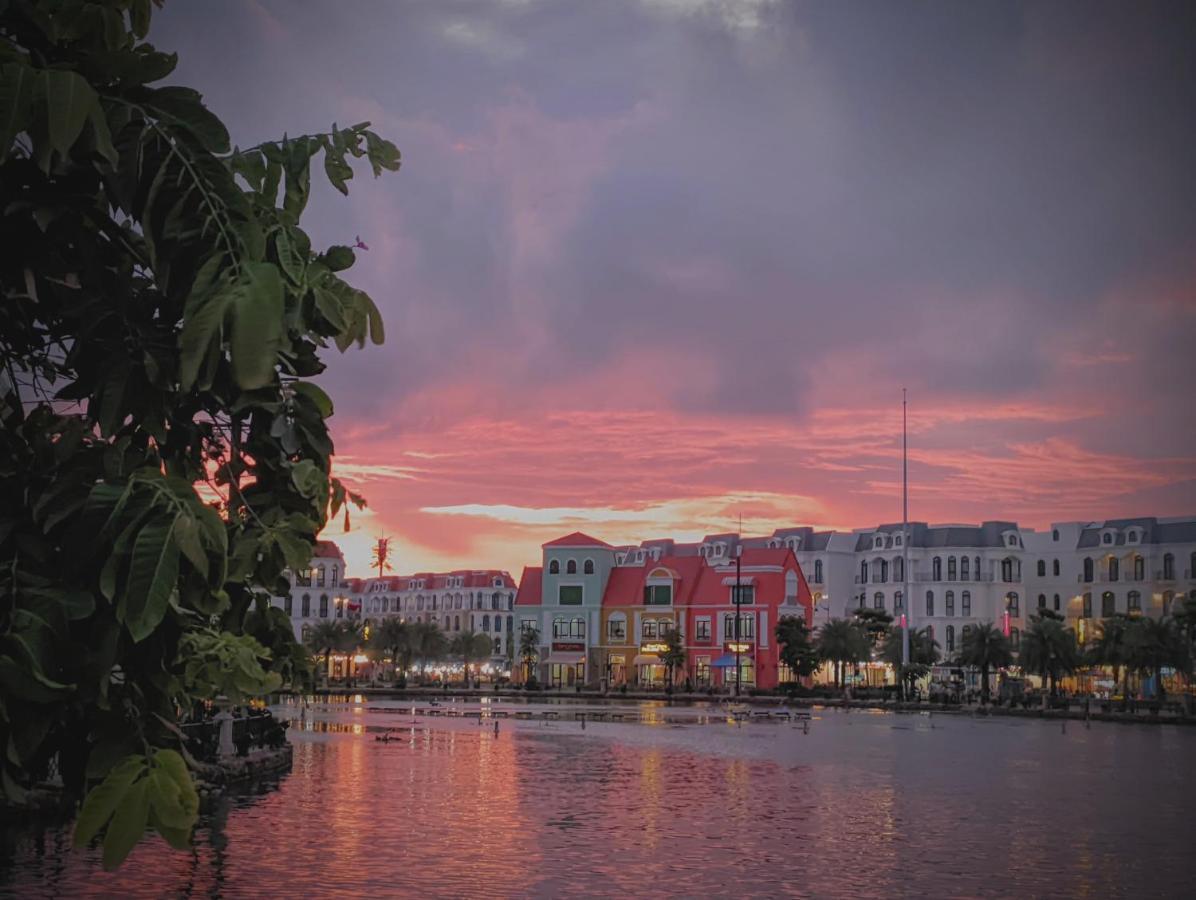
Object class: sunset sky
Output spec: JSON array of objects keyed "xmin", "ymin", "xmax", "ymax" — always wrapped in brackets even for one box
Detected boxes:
[{"xmin": 155, "ymin": 1, "xmax": 1196, "ymax": 578}]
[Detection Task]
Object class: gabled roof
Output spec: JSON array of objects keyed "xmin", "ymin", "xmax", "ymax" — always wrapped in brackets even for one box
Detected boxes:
[
  {"xmin": 313, "ymin": 540, "xmax": 343, "ymax": 559},
  {"xmin": 515, "ymin": 567, "xmax": 543, "ymax": 606},
  {"xmin": 543, "ymin": 531, "xmax": 612, "ymax": 549}
]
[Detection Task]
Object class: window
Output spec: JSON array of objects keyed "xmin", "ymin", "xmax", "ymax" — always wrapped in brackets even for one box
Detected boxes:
[
  {"xmin": 895, "ymin": 590, "xmax": 903, "ymax": 610},
  {"xmin": 962, "ymin": 591, "xmax": 971, "ymax": 616},
  {"xmin": 1005, "ymin": 592, "xmax": 1018, "ymax": 616},
  {"xmin": 549, "ymin": 560, "xmax": 560, "ymax": 575},
  {"xmin": 566, "ymin": 559, "xmax": 577, "ymax": 575},
  {"xmin": 1128, "ymin": 591, "xmax": 1141, "ymax": 612},
  {"xmin": 1103, "ymin": 533, "xmax": 1113, "ymax": 545},
  {"xmin": 644, "ymin": 584, "xmax": 673, "ymax": 606},
  {"xmin": 1133, "ymin": 556, "xmax": 1144, "ymax": 581},
  {"xmin": 1037, "ymin": 593, "xmax": 1046, "ymax": 609},
  {"xmin": 878, "ymin": 559, "xmax": 888, "ymax": 583},
  {"xmin": 874, "ymin": 536, "xmax": 883, "ymax": 549},
  {"xmin": 731, "ymin": 585, "xmax": 755, "ymax": 605},
  {"xmin": 316, "ymin": 565, "xmax": 326, "ymax": 587},
  {"xmin": 1101, "ymin": 591, "xmax": 1115, "ymax": 617},
  {"xmin": 642, "ymin": 619, "xmax": 659, "ymax": 640},
  {"xmin": 696, "ymin": 657, "xmax": 711, "ymax": 685},
  {"xmin": 559, "ymin": 586, "xmax": 583, "ymax": 605},
  {"xmin": 925, "ymin": 591, "xmax": 934, "ymax": 616},
  {"xmin": 1053, "ymin": 559, "xmax": 1060, "ymax": 577},
  {"xmin": 974, "ymin": 556, "xmax": 981, "ymax": 580},
  {"xmin": 1053, "ymin": 593, "xmax": 1060, "ymax": 611},
  {"xmin": 1108, "ymin": 558, "xmax": 1119, "ymax": 582},
  {"xmin": 302, "ymin": 594, "xmax": 311, "ymax": 617},
  {"xmin": 284, "ymin": 595, "xmax": 293, "ymax": 616},
  {"xmin": 945, "ymin": 591, "xmax": 954, "ymax": 617},
  {"xmin": 1008, "ymin": 535, "xmax": 1018, "ymax": 547},
  {"xmin": 331, "ymin": 565, "xmax": 338, "ymax": 585},
  {"xmin": 609, "ymin": 615, "xmax": 627, "ymax": 642},
  {"xmin": 492, "ymin": 592, "xmax": 502, "ymax": 610},
  {"xmin": 946, "ymin": 625, "xmax": 955, "ymax": 653},
  {"xmin": 454, "ymin": 615, "xmax": 460, "ymax": 630},
  {"xmin": 1163, "ymin": 553, "xmax": 1174, "ymax": 580},
  {"xmin": 1083, "ymin": 558, "xmax": 1093, "ymax": 582},
  {"xmin": 296, "ymin": 568, "xmax": 312, "ymax": 587},
  {"xmin": 873, "ymin": 592, "xmax": 885, "ymax": 610},
  {"xmin": 895, "ymin": 534, "xmax": 903, "ymax": 547},
  {"xmin": 860, "ymin": 561, "xmax": 868, "ymax": 583},
  {"xmin": 785, "ymin": 571, "xmax": 798, "ymax": 603},
  {"xmin": 319, "ymin": 594, "xmax": 329, "ymax": 618},
  {"xmin": 1001, "ymin": 558, "xmax": 1017, "ymax": 583},
  {"xmin": 521, "ymin": 618, "xmax": 537, "ymax": 635},
  {"xmin": 1052, "ymin": 529, "xmax": 1059, "ymax": 541},
  {"xmin": 894, "ymin": 557, "xmax": 903, "ymax": 582},
  {"xmin": 1082, "ymin": 592, "xmax": 1092, "ymax": 618},
  {"xmin": 933, "ymin": 557, "xmax": 942, "ymax": 581},
  {"xmin": 691, "ymin": 617, "xmax": 710, "ymax": 643},
  {"xmin": 584, "ymin": 559, "xmax": 595, "ymax": 575},
  {"xmin": 482, "ymin": 615, "xmax": 490, "ymax": 632},
  {"xmin": 1010, "ymin": 628, "xmax": 1020, "ymax": 651},
  {"xmin": 723, "ymin": 614, "xmax": 755, "ymax": 640},
  {"xmin": 552, "ymin": 617, "xmax": 568, "ymax": 638},
  {"xmin": 814, "ymin": 559, "xmax": 823, "ymax": 583},
  {"xmin": 335, "ymin": 598, "xmax": 344, "ymax": 619},
  {"xmin": 1037, "ymin": 560, "xmax": 1046, "ymax": 577},
  {"xmin": 1163, "ymin": 590, "xmax": 1174, "ymax": 617},
  {"xmin": 1128, "ymin": 530, "xmax": 1139, "ymax": 544},
  {"xmin": 961, "ymin": 557, "xmax": 970, "ymax": 580},
  {"xmin": 948, "ymin": 557, "xmax": 957, "ymax": 580}
]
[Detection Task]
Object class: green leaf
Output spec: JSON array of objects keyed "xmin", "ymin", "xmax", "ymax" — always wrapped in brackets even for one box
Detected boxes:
[
  {"xmin": 89, "ymin": 101, "xmax": 119, "ymax": 166},
  {"xmin": 362, "ymin": 292, "xmax": 385, "ymax": 345},
  {"xmin": 274, "ymin": 227, "xmax": 307, "ymax": 286},
  {"xmin": 41, "ymin": 69, "xmax": 98, "ymax": 159},
  {"xmin": 178, "ymin": 275, "xmax": 232, "ymax": 392},
  {"xmin": 143, "ymin": 86, "xmax": 230, "ymax": 154},
  {"xmin": 293, "ymin": 381, "xmax": 333, "ymax": 417},
  {"xmin": 146, "ymin": 770, "xmax": 192, "ymax": 830},
  {"xmin": 121, "ymin": 518, "xmax": 179, "ymax": 642},
  {"xmin": 129, "ymin": 0, "xmax": 153, "ymax": 39},
  {"xmin": 173, "ymin": 514, "xmax": 208, "ymax": 579},
  {"xmin": 102, "ymin": 776, "xmax": 149, "ymax": 870},
  {"xmin": 0, "ymin": 62, "xmax": 34, "ymax": 163},
  {"xmin": 230, "ymin": 262, "xmax": 284, "ymax": 390},
  {"xmin": 73, "ymin": 756, "xmax": 145, "ymax": 847},
  {"xmin": 323, "ymin": 147, "xmax": 353, "ymax": 195},
  {"xmin": 321, "ymin": 245, "xmax": 355, "ymax": 272}
]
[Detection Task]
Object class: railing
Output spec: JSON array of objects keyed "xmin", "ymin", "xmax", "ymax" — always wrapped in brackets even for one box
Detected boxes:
[
  {"xmin": 181, "ymin": 711, "xmax": 287, "ymax": 764},
  {"xmin": 912, "ymin": 572, "xmax": 996, "ymax": 583}
]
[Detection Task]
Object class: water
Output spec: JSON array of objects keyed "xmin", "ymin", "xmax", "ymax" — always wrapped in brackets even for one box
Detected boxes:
[{"xmin": 3, "ymin": 697, "xmax": 1192, "ymax": 898}]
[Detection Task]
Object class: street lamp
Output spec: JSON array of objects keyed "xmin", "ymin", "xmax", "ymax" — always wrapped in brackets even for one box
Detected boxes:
[{"xmin": 734, "ymin": 543, "xmax": 743, "ymax": 697}]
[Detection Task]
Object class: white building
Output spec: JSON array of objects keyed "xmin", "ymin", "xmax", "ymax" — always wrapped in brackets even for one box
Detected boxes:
[{"xmin": 273, "ymin": 540, "xmax": 355, "ymax": 641}]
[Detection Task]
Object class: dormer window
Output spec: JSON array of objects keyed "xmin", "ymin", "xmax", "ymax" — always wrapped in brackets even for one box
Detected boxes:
[
  {"xmin": 1007, "ymin": 535, "xmax": 1018, "ymax": 547},
  {"xmin": 1102, "ymin": 533, "xmax": 1113, "ymax": 545},
  {"xmin": 1052, "ymin": 529, "xmax": 1059, "ymax": 541},
  {"xmin": 1127, "ymin": 530, "xmax": 1139, "ymax": 544},
  {"xmin": 874, "ymin": 536, "xmax": 883, "ymax": 549},
  {"xmin": 895, "ymin": 535, "xmax": 902, "ymax": 547}
]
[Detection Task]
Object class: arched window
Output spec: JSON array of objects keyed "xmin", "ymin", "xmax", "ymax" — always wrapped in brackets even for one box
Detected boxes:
[
  {"xmin": 974, "ymin": 556, "xmax": 981, "ymax": 580},
  {"xmin": 1133, "ymin": 556, "xmax": 1144, "ymax": 581},
  {"xmin": 1052, "ymin": 529, "xmax": 1059, "ymax": 541},
  {"xmin": 1103, "ymin": 533, "xmax": 1113, "ymax": 545},
  {"xmin": 785, "ymin": 570, "xmax": 798, "ymax": 603},
  {"xmin": 1053, "ymin": 559, "xmax": 1060, "ymax": 577},
  {"xmin": 1083, "ymin": 558, "xmax": 1093, "ymax": 582},
  {"xmin": 454, "ymin": 615, "xmax": 460, "ymax": 630},
  {"xmin": 933, "ymin": 557, "xmax": 942, "ymax": 581},
  {"xmin": 814, "ymin": 559, "xmax": 823, "ymax": 583},
  {"xmin": 583, "ymin": 559, "xmax": 595, "ymax": 575},
  {"xmin": 1108, "ymin": 558, "xmax": 1119, "ymax": 582},
  {"xmin": 1163, "ymin": 553, "xmax": 1174, "ymax": 580},
  {"xmin": 1082, "ymin": 592, "xmax": 1092, "ymax": 618},
  {"xmin": 961, "ymin": 556, "xmax": 970, "ymax": 580},
  {"xmin": 319, "ymin": 594, "xmax": 329, "ymax": 618},
  {"xmin": 946, "ymin": 625, "xmax": 955, "ymax": 653},
  {"xmin": 873, "ymin": 592, "xmax": 885, "ymax": 610},
  {"xmin": 1005, "ymin": 592, "xmax": 1018, "ymax": 616},
  {"xmin": 893, "ymin": 557, "xmax": 903, "ymax": 582},
  {"xmin": 507, "ymin": 615, "xmax": 513, "ymax": 632},
  {"xmin": 335, "ymin": 597, "xmax": 344, "ymax": 619},
  {"xmin": 482, "ymin": 614, "xmax": 490, "ymax": 631},
  {"xmin": 1010, "ymin": 628, "xmax": 1020, "ymax": 651},
  {"xmin": 1127, "ymin": 591, "xmax": 1141, "ymax": 612},
  {"xmin": 878, "ymin": 559, "xmax": 888, "ymax": 583},
  {"xmin": 1163, "ymin": 590, "xmax": 1174, "ymax": 616},
  {"xmin": 925, "ymin": 591, "xmax": 934, "ymax": 616},
  {"xmin": 552, "ymin": 616, "xmax": 567, "ymax": 638},
  {"xmin": 607, "ymin": 613, "xmax": 627, "ymax": 642},
  {"xmin": 1053, "ymin": 593, "xmax": 1060, "ymax": 611},
  {"xmin": 316, "ymin": 564, "xmax": 326, "ymax": 587},
  {"xmin": 860, "ymin": 561, "xmax": 868, "ymax": 583},
  {"xmin": 1001, "ymin": 558, "xmax": 1016, "ymax": 583},
  {"xmin": 549, "ymin": 560, "xmax": 560, "ymax": 574},
  {"xmin": 284, "ymin": 595, "xmax": 293, "ymax": 616},
  {"xmin": 302, "ymin": 594, "xmax": 311, "ymax": 617},
  {"xmin": 331, "ymin": 565, "xmax": 338, "ymax": 585},
  {"xmin": 895, "ymin": 590, "xmax": 903, "ymax": 610},
  {"xmin": 961, "ymin": 590, "xmax": 971, "ymax": 616},
  {"xmin": 566, "ymin": 559, "xmax": 577, "ymax": 575},
  {"xmin": 1036, "ymin": 560, "xmax": 1046, "ymax": 577},
  {"xmin": 1037, "ymin": 593, "xmax": 1046, "ymax": 609},
  {"xmin": 1101, "ymin": 591, "xmax": 1115, "ymax": 616},
  {"xmin": 948, "ymin": 556, "xmax": 957, "ymax": 580},
  {"xmin": 571, "ymin": 617, "xmax": 586, "ymax": 638},
  {"xmin": 945, "ymin": 591, "xmax": 955, "ymax": 616}
]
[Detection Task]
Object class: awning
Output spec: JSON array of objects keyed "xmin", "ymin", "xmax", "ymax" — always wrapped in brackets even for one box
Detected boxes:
[
  {"xmin": 632, "ymin": 654, "xmax": 660, "ymax": 666},
  {"xmin": 711, "ymin": 654, "xmax": 738, "ymax": 668},
  {"xmin": 545, "ymin": 653, "xmax": 585, "ymax": 665}
]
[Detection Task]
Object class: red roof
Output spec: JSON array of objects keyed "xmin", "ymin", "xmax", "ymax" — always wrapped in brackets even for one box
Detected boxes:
[
  {"xmin": 601, "ymin": 556, "xmax": 705, "ymax": 607},
  {"xmin": 515, "ymin": 567, "xmax": 543, "ymax": 606},
  {"xmin": 313, "ymin": 540, "xmax": 344, "ymax": 559},
  {"xmin": 543, "ymin": 531, "xmax": 612, "ymax": 548}
]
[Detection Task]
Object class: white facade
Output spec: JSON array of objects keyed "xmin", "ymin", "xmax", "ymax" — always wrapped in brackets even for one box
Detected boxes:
[{"xmin": 273, "ymin": 541, "xmax": 353, "ymax": 641}]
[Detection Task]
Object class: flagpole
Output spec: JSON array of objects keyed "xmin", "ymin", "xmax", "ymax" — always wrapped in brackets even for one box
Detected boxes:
[{"xmin": 901, "ymin": 389, "xmax": 910, "ymax": 684}]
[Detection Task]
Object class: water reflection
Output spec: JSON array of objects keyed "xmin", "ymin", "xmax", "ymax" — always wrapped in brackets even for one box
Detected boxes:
[{"xmin": 2, "ymin": 700, "xmax": 1194, "ymax": 898}]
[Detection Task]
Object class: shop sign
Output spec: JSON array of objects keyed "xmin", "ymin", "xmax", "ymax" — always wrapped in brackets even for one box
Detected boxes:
[
  {"xmin": 639, "ymin": 642, "xmax": 668, "ymax": 654},
  {"xmin": 724, "ymin": 642, "xmax": 752, "ymax": 653},
  {"xmin": 552, "ymin": 641, "xmax": 585, "ymax": 652}
]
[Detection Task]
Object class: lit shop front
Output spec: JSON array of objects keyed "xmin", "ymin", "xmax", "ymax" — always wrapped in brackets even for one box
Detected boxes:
[
  {"xmin": 711, "ymin": 642, "xmax": 755, "ymax": 689},
  {"xmin": 547, "ymin": 641, "xmax": 586, "ymax": 687},
  {"xmin": 634, "ymin": 642, "xmax": 668, "ymax": 687}
]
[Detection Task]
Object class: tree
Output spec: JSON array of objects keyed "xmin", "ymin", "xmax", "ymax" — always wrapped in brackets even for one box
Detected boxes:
[
  {"xmin": 955, "ymin": 622, "xmax": 1011, "ymax": 705},
  {"xmin": 519, "ymin": 625, "xmax": 541, "ymax": 685},
  {"xmin": 1091, "ymin": 614, "xmax": 1133, "ymax": 705},
  {"xmin": 370, "ymin": 618, "xmax": 410, "ymax": 683},
  {"xmin": 305, "ymin": 621, "xmax": 344, "ymax": 685},
  {"xmin": 1019, "ymin": 614, "xmax": 1080, "ymax": 704},
  {"xmin": 776, "ymin": 615, "xmax": 819, "ymax": 686},
  {"xmin": 661, "ymin": 626, "xmax": 687, "ymax": 689},
  {"xmin": 451, "ymin": 630, "xmax": 492, "ymax": 686},
  {"xmin": 0, "ymin": 1, "xmax": 399, "ymax": 868},
  {"xmin": 881, "ymin": 625, "xmax": 939, "ymax": 699},
  {"xmin": 852, "ymin": 607, "xmax": 894, "ymax": 657},
  {"xmin": 1126, "ymin": 616, "xmax": 1187, "ymax": 701},
  {"xmin": 816, "ymin": 618, "xmax": 869, "ymax": 688},
  {"xmin": 409, "ymin": 621, "xmax": 447, "ymax": 679},
  {"xmin": 371, "ymin": 536, "xmax": 393, "ymax": 579},
  {"xmin": 1173, "ymin": 595, "xmax": 1196, "ymax": 696}
]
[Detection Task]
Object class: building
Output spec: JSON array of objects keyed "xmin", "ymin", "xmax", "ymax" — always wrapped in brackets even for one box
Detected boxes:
[
  {"xmin": 513, "ymin": 531, "xmax": 813, "ymax": 690},
  {"xmin": 274, "ymin": 540, "xmax": 355, "ymax": 641}
]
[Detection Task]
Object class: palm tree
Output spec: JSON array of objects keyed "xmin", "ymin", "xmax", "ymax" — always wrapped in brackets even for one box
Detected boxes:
[
  {"xmin": 519, "ymin": 625, "xmax": 540, "ymax": 685},
  {"xmin": 451, "ymin": 630, "xmax": 494, "ymax": 686},
  {"xmin": 1173, "ymin": 596, "xmax": 1196, "ymax": 709},
  {"xmin": 1019, "ymin": 614, "xmax": 1079, "ymax": 706},
  {"xmin": 337, "ymin": 620, "xmax": 364, "ymax": 684},
  {"xmin": 1126, "ymin": 616, "xmax": 1188, "ymax": 701},
  {"xmin": 1091, "ymin": 614, "xmax": 1133, "ymax": 705},
  {"xmin": 661, "ymin": 626, "xmax": 688, "ymax": 689},
  {"xmin": 305, "ymin": 620, "xmax": 344, "ymax": 685},
  {"xmin": 816, "ymin": 618, "xmax": 869, "ymax": 689},
  {"xmin": 777, "ymin": 615, "xmax": 819, "ymax": 686},
  {"xmin": 409, "ymin": 621, "xmax": 448, "ymax": 681},
  {"xmin": 955, "ymin": 622, "xmax": 1012, "ymax": 705},
  {"xmin": 882, "ymin": 626, "xmax": 940, "ymax": 700},
  {"xmin": 370, "ymin": 618, "xmax": 410, "ymax": 683}
]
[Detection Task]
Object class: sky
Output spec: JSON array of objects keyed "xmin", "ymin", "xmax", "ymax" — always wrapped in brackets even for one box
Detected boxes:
[{"xmin": 152, "ymin": 0, "xmax": 1196, "ymax": 579}]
